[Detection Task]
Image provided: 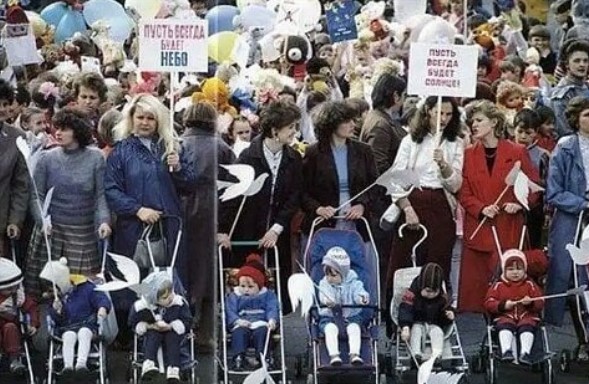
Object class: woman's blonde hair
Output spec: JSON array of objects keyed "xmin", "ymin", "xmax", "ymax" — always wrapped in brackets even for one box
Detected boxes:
[
  {"xmin": 466, "ymin": 99, "xmax": 506, "ymax": 139},
  {"xmin": 113, "ymin": 93, "xmax": 179, "ymax": 158}
]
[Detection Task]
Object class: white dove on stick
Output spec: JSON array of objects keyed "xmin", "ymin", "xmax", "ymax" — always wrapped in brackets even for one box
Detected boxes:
[
  {"xmin": 425, "ymin": 371, "xmax": 465, "ymax": 384},
  {"xmin": 566, "ymin": 243, "xmax": 589, "ymax": 266},
  {"xmin": 513, "ymin": 170, "xmax": 544, "ymax": 211},
  {"xmin": 417, "ymin": 351, "xmax": 441, "ymax": 384},
  {"xmin": 218, "ymin": 164, "xmax": 256, "ymax": 202},
  {"xmin": 287, "ymin": 273, "xmax": 315, "ymax": 318},
  {"xmin": 95, "ymin": 252, "xmax": 141, "ymax": 292}
]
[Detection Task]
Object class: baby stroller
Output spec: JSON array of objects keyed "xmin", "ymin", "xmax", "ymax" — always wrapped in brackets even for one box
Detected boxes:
[
  {"xmin": 217, "ymin": 241, "xmax": 288, "ymax": 384},
  {"xmin": 127, "ymin": 215, "xmax": 198, "ymax": 384},
  {"xmin": 0, "ymin": 240, "xmax": 37, "ymax": 384},
  {"xmin": 45, "ymin": 314, "xmax": 109, "ymax": 384},
  {"xmin": 469, "ymin": 225, "xmax": 555, "ymax": 384},
  {"xmin": 390, "ymin": 224, "xmax": 469, "ymax": 383},
  {"xmin": 303, "ymin": 216, "xmax": 385, "ymax": 384}
]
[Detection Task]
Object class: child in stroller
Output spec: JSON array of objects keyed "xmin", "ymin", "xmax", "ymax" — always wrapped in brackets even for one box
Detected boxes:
[
  {"xmin": 318, "ymin": 246, "xmax": 370, "ymax": 366},
  {"xmin": 42, "ymin": 258, "xmax": 111, "ymax": 377},
  {"xmin": 128, "ymin": 270, "xmax": 192, "ymax": 383},
  {"xmin": 484, "ymin": 248, "xmax": 544, "ymax": 364},
  {"xmin": 398, "ymin": 263, "xmax": 455, "ymax": 364},
  {"xmin": 225, "ymin": 253, "xmax": 279, "ymax": 370},
  {"xmin": 0, "ymin": 257, "xmax": 39, "ymax": 375}
]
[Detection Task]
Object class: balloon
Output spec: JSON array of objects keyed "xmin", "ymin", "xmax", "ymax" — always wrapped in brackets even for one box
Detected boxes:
[
  {"xmin": 102, "ymin": 15, "xmax": 134, "ymax": 43},
  {"xmin": 393, "ymin": 0, "xmax": 426, "ymax": 24},
  {"xmin": 40, "ymin": 1, "xmax": 68, "ymax": 27},
  {"xmin": 406, "ymin": 14, "xmax": 435, "ymax": 43},
  {"xmin": 237, "ymin": 0, "xmax": 266, "ymax": 10},
  {"xmin": 417, "ymin": 17, "xmax": 457, "ymax": 44},
  {"xmin": 25, "ymin": 11, "xmax": 48, "ymax": 37},
  {"xmin": 125, "ymin": 0, "xmax": 162, "ymax": 20},
  {"xmin": 55, "ymin": 9, "xmax": 88, "ymax": 43},
  {"xmin": 206, "ymin": 5, "xmax": 240, "ymax": 36},
  {"xmin": 275, "ymin": 0, "xmax": 321, "ymax": 33},
  {"xmin": 239, "ymin": 5, "xmax": 277, "ymax": 35},
  {"xmin": 208, "ymin": 31, "xmax": 239, "ymax": 63},
  {"xmin": 83, "ymin": 0, "xmax": 128, "ymax": 26}
]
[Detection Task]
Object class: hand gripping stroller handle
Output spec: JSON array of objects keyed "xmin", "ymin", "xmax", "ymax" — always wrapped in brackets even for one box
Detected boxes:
[{"xmin": 230, "ymin": 241, "xmax": 262, "ymax": 247}]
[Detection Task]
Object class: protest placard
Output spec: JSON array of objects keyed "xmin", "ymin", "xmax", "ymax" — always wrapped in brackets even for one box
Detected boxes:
[
  {"xmin": 325, "ymin": 0, "xmax": 358, "ymax": 43},
  {"xmin": 407, "ymin": 43, "xmax": 478, "ymax": 98},
  {"xmin": 2, "ymin": 24, "xmax": 41, "ymax": 66},
  {"xmin": 138, "ymin": 19, "xmax": 208, "ymax": 72}
]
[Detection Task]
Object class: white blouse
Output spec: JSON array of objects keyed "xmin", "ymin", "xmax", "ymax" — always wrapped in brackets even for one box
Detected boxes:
[{"xmin": 391, "ymin": 133, "xmax": 464, "ymax": 193}]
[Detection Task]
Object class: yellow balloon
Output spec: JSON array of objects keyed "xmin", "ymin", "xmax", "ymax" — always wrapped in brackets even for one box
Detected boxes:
[
  {"xmin": 125, "ymin": 0, "xmax": 162, "ymax": 20},
  {"xmin": 25, "ymin": 11, "xmax": 48, "ymax": 37},
  {"xmin": 208, "ymin": 31, "xmax": 239, "ymax": 63}
]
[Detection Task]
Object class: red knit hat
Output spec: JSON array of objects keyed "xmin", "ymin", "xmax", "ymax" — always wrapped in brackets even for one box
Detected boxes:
[{"xmin": 236, "ymin": 254, "xmax": 266, "ymax": 289}]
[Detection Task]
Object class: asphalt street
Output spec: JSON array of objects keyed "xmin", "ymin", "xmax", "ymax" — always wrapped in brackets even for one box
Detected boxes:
[{"xmin": 6, "ymin": 310, "xmax": 589, "ymax": 383}]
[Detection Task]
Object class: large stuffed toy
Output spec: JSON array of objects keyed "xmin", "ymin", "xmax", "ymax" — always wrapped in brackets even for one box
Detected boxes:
[{"xmin": 192, "ymin": 77, "xmax": 238, "ymax": 133}]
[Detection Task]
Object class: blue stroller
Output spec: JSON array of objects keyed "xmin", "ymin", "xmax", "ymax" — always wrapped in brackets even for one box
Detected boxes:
[{"xmin": 304, "ymin": 217, "xmax": 386, "ymax": 384}]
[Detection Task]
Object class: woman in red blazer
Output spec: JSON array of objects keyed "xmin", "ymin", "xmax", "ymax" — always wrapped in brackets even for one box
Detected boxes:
[{"xmin": 458, "ymin": 100, "xmax": 540, "ymax": 313}]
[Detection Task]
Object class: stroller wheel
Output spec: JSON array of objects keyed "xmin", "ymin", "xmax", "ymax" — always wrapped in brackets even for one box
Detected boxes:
[
  {"xmin": 559, "ymin": 349, "xmax": 571, "ymax": 373},
  {"xmin": 541, "ymin": 359, "xmax": 555, "ymax": 384}
]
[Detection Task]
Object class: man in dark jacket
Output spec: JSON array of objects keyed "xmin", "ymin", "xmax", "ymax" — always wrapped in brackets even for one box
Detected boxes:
[{"xmin": 0, "ymin": 79, "xmax": 28, "ymax": 259}]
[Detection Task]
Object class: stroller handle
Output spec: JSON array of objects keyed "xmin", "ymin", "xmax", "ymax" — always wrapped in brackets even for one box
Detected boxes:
[
  {"xmin": 398, "ymin": 223, "xmax": 428, "ymax": 267},
  {"xmin": 230, "ymin": 241, "xmax": 262, "ymax": 247}
]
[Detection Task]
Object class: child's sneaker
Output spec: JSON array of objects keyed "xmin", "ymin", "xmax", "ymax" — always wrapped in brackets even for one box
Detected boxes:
[
  {"xmin": 519, "ymin": 353, "xmax": 533, "ymax": 365},
  {"xmin": 350, "ymin": 353, "xmax": 364, "ymax": 366},
  {"xmin": 141, "ymin": 359, "xmax": 159, "ymax": 381},
  {"xmin": 166, "ymin": 366, "xmax": 180, "ymax": 383},
  {"xmin": 501, "ymin": 350, "xmax": 515, "ymax": 362},
  {"xmin": 329, "ymin": 355, "xmax": 342, "ymax": 366},
  {"xmin": 9, "ymin": 358, "xmax": 26, "ymax": 376},
  {"xmin": 232, "ymin": 354, "xmax": 244, "ymax": 371}
]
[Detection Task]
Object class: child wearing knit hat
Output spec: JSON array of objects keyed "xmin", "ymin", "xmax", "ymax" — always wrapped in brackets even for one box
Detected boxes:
[
  {"xmin": 0, "ymin": 258, "xmax": 40, "ymax": 375},
  {"xmin": 398, "ymin": 263, "xmax": 455, "ymax": 363},
  {"xmin": 318, "ymin": 246, "xmax": 370, "ymax": 366},
  {"xmin": 225, "ymin": 253, "xmax": 279, "ymax": 370},
  {"xmin": 484, "ymin": 249, "xmax": 544, "ymax": 365}
]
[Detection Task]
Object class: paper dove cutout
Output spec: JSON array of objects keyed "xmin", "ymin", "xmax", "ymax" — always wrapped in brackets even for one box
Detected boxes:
[
  {"xmin": 513, "ymin": 170, "xmax": 544, "ymax": 210},
  {"xmin": 243, "ymin": 354, "xmax": 276, "ymax": 384},
  {"xmin": 505, "ymin": 161, "xmax": 521, "ymax": 185},
  {"xmin": 218, "ymin": 164, "xmax": 256, "ymax": 202},
  {"xmin": 42, "ymin": 187, "xmax": 55, "ymax": 234},
  {"xmin": 245, "ymin": 173, "xmax": 269, "ymax": 196},
  {"xmin": 16, "ymin": 136, "xmax": 30, "ymax": 161},
  {"xmin": 566, "ymin": 243, "xmax": 589, "ymax": 266},
  {"xmin": 95, "ymin": 252, "xmax": 141, "ymax": 292},
  {"xmin": 425, "ymin": 371, "xmax": 465, "ymax": 384},
  {"xmin": 233, "ymin": 137, "xmax": 251, "ymax": 158},
  {"xmin": 377, "ymin": 168, "xmax": 421, "ymax": 195},
  {"xmin": 417, "ymin": 351, "xmax": 441, "ymax": 384},
  {"xmin": 288, "ymin": 273, "xmax": 315, "ymax": 317},
  {"xmin": 581, "ymin": 223, "xmax": 589, "ymax": 249}
]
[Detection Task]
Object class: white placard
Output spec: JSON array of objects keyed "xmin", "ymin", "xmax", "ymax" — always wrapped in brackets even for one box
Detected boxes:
[
  {"xmin": 138, "ymin": 19, "xmax": 208, "ymax": 73},
  {"xmin": 3, "ymin": 24, "xmax": 41, "ymax": 66},
  {"xmin": 407, "ymin": 43, "xmax": 478, "ymax": 98}
]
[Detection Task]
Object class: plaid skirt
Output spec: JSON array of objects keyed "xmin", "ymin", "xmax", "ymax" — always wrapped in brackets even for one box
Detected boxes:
[{"xmin": 24, "ymin": 223, "xmax": 100, "ymax": 299}]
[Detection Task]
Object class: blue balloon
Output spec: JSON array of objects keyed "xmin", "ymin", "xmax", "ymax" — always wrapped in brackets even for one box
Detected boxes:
[
  {"xmin": 40, "ymin": 1, "xmax": 69, "ymax": 27},
  {"xmin": 205, "ymin": 5, "xmax": 239, "ymax": 36},
  {"xmin": 55, "ymin": 9, "xmax": 88, "ymax": 43},
  {"xmin": 105, "ymin": 16, "xmax": 134, "ymax": 43},
  {"xmin": 83, "ymin": 0, "xmax": 128, "ymax": 26},
  {"xmin": 240, "ymin": 5, "xmax": 276, "ymax": 34}
]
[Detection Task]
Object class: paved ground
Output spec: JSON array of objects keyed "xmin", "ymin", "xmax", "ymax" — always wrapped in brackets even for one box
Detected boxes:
[{"xmin": 6, "ymin": 308, "xmax": 589, "ymax": 383}]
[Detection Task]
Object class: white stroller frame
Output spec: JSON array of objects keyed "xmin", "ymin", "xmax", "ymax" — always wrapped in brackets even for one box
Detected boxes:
[
  {"xmin": 390, "ymin": 223, "xmax": 469, "ymax": 380},
  {"xmin": 473, "ymin": 224, "xmax": 555, "ymax": 384},
  {"xmin": 304, "ymin": 216, "xmax": 385, "ymax": 384},
  {"xmin": 128, "ymin": 215, "xmax": 198, "ymax": 384},
  {"xmin": 0, "ymin": 240, "xmax": 37, "ymax": 384},
  {"xmin": 217, "ymin": 241, "xmax": 287, "ymax": 384}
]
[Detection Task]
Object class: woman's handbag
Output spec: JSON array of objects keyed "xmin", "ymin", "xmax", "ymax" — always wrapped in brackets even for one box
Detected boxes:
[{"xmin": 133, "ymin": 222, "xmax": 168, "ymax": 269}]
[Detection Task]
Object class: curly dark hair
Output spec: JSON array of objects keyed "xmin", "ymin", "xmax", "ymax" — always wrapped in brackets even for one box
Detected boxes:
[
  {"xmin": 565, "ymin": 96, "xmax": 589, "ymax": 133},
  {"xmin": 371, "ymin": 73, "xmax": 406, "ymax": 111},
  {"xmin": 258, "ymin": 100, "xmax": 301, "ymax": 139},
  {"xmin": 410, "ymin": 97, "xmax": 461, "ymax": 144},
  {"xmin": 559, "ymin": 39, "xmax": 589, "ymax": 74},
  {"xmin": 52, "ymin": 106, "xmax": 94, "ymax": 147},
  {"xmin": 513, "ymin": 108, "xmax": 541, "ymax": 132},
  {"xmin": 0, "ymin": 79, "xmax": 14, "ymax": 103},
  {"xmin": 73, "ymin": 72, "xmax": 108, "ymax": 102},
  {"xmin": 313, "ymin": 100, "xmax": 356, "ymax": 146}
]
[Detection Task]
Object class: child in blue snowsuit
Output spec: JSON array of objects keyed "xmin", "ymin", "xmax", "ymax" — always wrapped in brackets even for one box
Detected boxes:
[{"xmin": 225, "ymin": 253, "xmax": 279, "ymax": 370}]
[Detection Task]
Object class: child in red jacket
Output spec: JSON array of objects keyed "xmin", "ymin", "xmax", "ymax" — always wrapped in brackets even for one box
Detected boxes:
[
  {"xmin": 0, "ymin": 258, "xmax": 39, "ymax": 375},
  {"xmin": 484, "ymin": 249, "xmax": 544, "ymax": 365}
]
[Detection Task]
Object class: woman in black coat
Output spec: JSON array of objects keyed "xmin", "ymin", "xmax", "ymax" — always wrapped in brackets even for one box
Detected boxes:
[
  {"xmin": 301, "ymin": 101, "xmax": 378, "ymax": 248},
  {"xmin": 218, "ymin": 100, "xmax": 303, "ymax": 310}
]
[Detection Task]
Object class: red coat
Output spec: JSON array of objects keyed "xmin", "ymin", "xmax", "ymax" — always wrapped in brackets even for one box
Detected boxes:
[
  {"xmin": 484, "ymin": 277, "xmax": 544, "ymax": 327},
  {"xmin": 460, "ymin": 140, "xmax": 540, "ymax": 253}
]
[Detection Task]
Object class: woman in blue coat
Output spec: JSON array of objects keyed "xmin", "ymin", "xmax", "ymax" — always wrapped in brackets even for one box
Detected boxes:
[
  {"xmin": 545, "ymin": 96, "xmax": 589, "ymax": 359},
  {"xmin": 104, "ymin": 94, "xmax": 197, "ymax": 345}
]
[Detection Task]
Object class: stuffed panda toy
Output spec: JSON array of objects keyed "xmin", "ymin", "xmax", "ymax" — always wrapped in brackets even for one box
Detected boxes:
[{"xmin": 281, "ymin": 35, "xmax": 310, "ymax": 65}]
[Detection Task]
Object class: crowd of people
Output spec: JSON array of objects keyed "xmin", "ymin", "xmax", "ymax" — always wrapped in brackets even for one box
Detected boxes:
[{"xmin": 3, "ymin": 0, "xmax": 589, "ymax": 381}]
